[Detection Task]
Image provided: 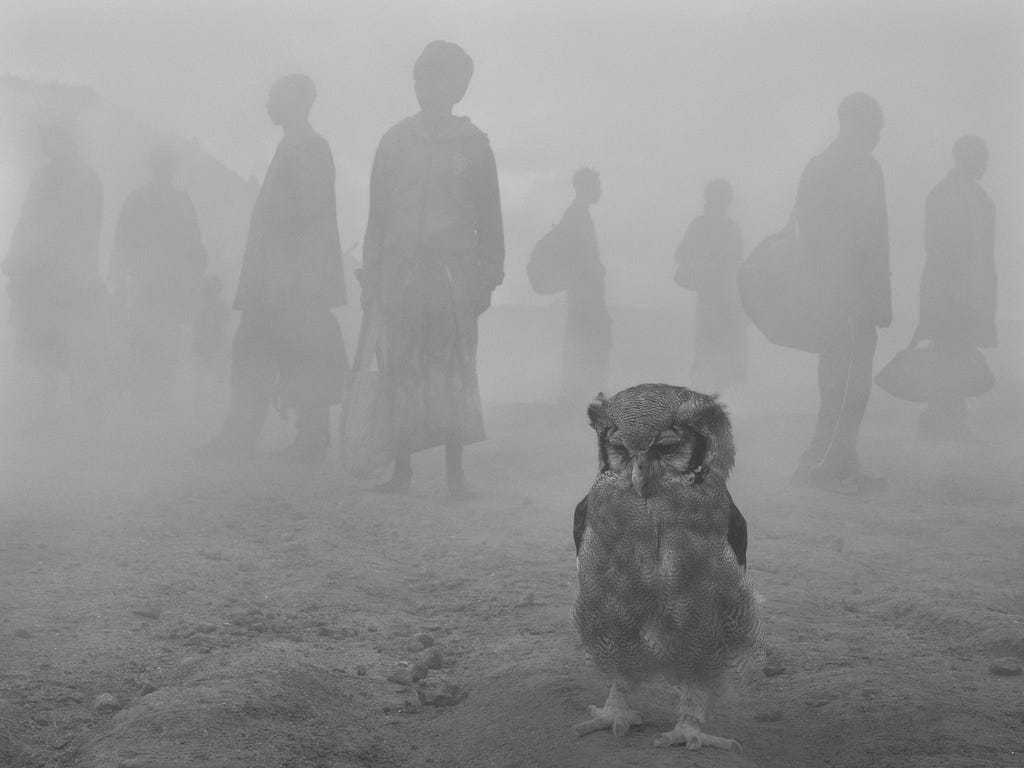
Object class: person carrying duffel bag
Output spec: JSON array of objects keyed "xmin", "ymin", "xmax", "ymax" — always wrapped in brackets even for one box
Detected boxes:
[{"xmin": 744, "ymin": 93, "xmax": 892, "ymax": 495}]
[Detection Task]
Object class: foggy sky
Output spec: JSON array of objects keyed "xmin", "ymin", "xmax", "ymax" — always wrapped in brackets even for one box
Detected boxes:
[{"xmin": 2, "ymin": 0, "xmax": 1022, "ymax": 320}]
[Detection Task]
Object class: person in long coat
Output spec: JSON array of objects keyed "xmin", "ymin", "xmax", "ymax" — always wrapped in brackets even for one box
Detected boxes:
[
  {"xmin": 360, "ymin": 40, "xmax": 505, "ymax": 497},
  {"xmin": 110, "ymin": 145, "xmax": 207, "ymax": 405},
  {"xmin": 791, "ymin": 93, "xmax": 892, "ymax": 494},
  {"xmin": 673, "ymin": 178, "xmax": 747, "ymax": 392},
  {"xmin": 914, "ymin": 135, "xmax": 996, "ymax": 439},
  {"xmin": 3, "ymin": 122, "xmax": 105, "ymax": 424},
  {"xmin": 203, "ymin": 74, "xmax": 347, "ymax": 461},
  {"xmin": 558, "ymin": 168, "xmax": 611, "ymax": 409}
]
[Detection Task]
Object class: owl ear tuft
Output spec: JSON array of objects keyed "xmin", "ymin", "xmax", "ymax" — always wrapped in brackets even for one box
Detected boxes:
[{"xmin": 587, "ymin": 393, "xmax": 608, "ymax": 431}]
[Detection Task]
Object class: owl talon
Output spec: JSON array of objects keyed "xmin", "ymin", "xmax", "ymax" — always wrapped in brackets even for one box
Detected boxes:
[
  {"xmin": 571, "ymin": 704, "xmax": 642, "ymax": 738},
  {"xmin": 654, "ymin": 723, "xmax": 742, "ymax": 753}
]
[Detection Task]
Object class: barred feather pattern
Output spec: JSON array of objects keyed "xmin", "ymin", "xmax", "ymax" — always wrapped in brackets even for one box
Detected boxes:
[{"xmin": 572, "ymin": 383, "xmax": 764, "ymax": 691}]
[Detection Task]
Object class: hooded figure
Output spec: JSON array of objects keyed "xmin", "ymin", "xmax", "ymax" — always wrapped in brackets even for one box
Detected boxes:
[{"xmin": 361, "ymin": 40, "xmax": 505, "ymax": 497}]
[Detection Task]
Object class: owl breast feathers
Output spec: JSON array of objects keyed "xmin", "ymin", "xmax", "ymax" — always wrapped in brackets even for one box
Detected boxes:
[{"xmin": 571, "ymin": 383, "xmax": 763, "ymax": 687}]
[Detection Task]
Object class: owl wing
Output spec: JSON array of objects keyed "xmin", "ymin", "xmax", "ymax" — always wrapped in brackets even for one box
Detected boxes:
[
  {"xmin": 726, "ymin": 490, "xmax": 748, "ymax": 570},
  {"xmin": 572, "ymin": 494, "xmax": 589, "ymax": 556}
]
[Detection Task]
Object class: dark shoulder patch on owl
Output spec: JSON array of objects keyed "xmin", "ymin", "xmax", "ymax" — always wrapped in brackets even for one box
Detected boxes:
[
  {"xmin": 573, "ymin": 494, "xmax": 589, "ymax": 556},
  {"xmin": 726, "ymin": 490, "xmax": 748, "ymax": 570}
]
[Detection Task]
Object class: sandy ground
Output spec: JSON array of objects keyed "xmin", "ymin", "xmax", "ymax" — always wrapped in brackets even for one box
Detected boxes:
[{"xmin": 1, "ymin": 388, "xmax": 1023, "ymax": 768}]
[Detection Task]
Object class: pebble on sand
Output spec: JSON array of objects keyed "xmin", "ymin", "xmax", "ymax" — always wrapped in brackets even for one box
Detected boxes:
[
  {"xmin": 988, "ymin": 659, "xmax": 1022, "ymax": 677},
  {"xmin": 416, "ymin": 677, "xmax": 468, "ymax": 707},
  {"xmin": 131, "ymin": 604, "xmax": 162, "ymax": 620},
  {"xmin": 92, "ymin": 693, "xmax": 121, "ymax": 713}
]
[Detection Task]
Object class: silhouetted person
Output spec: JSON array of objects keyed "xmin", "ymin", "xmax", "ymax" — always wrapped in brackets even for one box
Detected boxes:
[
  {"xmin": 791, "ymin": 93, "xmax": 891, "ymax": 494},
  {"xmin": 203, "ymin": 74, "xmax": 347, "ymax": 461},
  {"xmin": 361, "ymin": 40, "xmax": 504, "ymax": 497},
  {"xmin": 3, "ymin": 123, "xmax": 104, "ymax": 426},
  {"xmin": 914, "ymin": 135, "xmax": 996, "ymax": 440},
  {"xmin": 559, "ymin": 168, "xmax": 611, "ymax": 408},
  {"xmin": 674, "ymin": 179, "xmax": 747, "ymax": 392},
  {"xmin": 110, "ymin": 145, "xmax": 207, "ymax": 406}
]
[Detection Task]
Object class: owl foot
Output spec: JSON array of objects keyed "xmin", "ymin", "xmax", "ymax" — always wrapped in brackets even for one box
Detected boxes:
[
  {"xmin": 571, "ymin": 703, "xmax": 642, "ymax": 737},
  {"xmin": 653, "ymin": 720, "xmax": 741, "ymax": 752}
]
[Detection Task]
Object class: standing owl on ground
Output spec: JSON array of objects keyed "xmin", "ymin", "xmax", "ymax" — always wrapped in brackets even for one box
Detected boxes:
[{"xmin": 570, "ymin": 383, "xmax": 764, "ymax": 752}]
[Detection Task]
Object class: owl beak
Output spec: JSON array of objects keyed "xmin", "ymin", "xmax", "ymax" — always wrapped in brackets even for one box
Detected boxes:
[{"xmin": 631, "ymin": 453, "xmax": 653, "ymax": 498}]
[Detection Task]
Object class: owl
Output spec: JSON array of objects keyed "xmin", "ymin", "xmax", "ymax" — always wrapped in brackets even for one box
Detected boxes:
[{"xmin": 570, "ymin": 383, "xmax": 764, "ymax": 752}]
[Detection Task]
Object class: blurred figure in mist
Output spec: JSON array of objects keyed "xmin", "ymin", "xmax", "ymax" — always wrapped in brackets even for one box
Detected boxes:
[
  {"xmin": 202, "ymin": 74, "xmax": 347, "ymax": 461},
  {"xmin": 673, "ymin": 178, "xmax": 747, "ymax": 393},
  {"xmin": 2, "ymin": 122, "xmax": 105, "ymax": 429},
  {"xmin": 558, "ymin": 168, "xmax": 611, "ymax": 409},
  {"xmin": 361, "ymin": 40, "xmax": 504, "ymax": 497},
  {"xmin": 791, "ymin": 93, "xmax": 891, "ymax": 495},
  {"xmin": 913, "ymin": 135, "xmax": 996, "ymax": 440},
  {"xmin": 190, "ymin": 274, "xmax": 231, "ymax": 412},
  {"xmin": 109, "ymin": 145, "xmax": 207, "ymax": 408}
]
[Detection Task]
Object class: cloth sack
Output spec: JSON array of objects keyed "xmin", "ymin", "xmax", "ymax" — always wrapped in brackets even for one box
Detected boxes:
[
  {"xmin": 527, "ymin": 222, "xmax": 571, "ymax": 294},
  {"xmin": 339, "ymin": 304, "xmax": 392, "ymax": 478},
  {"xmin": 737, "ymin": 231, "xmax": 836, "ymax": 353},
  {"xmin": 874, "ymin": 344, "xmax": 994, "ymax": 402}
]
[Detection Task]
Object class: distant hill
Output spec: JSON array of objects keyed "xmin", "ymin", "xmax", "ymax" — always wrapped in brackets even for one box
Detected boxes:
[{"xmin": 0, "ymin": 74, "xmax": 258, "ymax": 289}]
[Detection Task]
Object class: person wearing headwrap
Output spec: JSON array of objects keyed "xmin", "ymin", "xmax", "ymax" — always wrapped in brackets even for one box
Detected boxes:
[
  {"xmin": 914, "ymin": 135, "xmax": 996, "ymax": 440},
  {"xmin": 109, "ymin": 145, "xmax": 208, "ymax": 406},
  {"xmin": 361, "ymin": 40, "xmax": 505, "ymax": 497},
  {"xmin": 202, "ymin": 74, "xmax": 347, "ymax": 461},
  {"xmin": 791, "ymin": 92, "xmax": 891, "ymax": 494}
]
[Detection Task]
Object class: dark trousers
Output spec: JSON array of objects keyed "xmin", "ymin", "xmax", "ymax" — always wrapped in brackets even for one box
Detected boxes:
[
  {"xmin": 800, "ymin": 317, "xmax": 878, "ymax": 478},
  {"xmin": 223, "ymin": 307, "xmax": 346, "ymax": 446}
]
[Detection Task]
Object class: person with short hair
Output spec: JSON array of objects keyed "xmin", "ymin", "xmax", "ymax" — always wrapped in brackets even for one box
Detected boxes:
[
  {"xmin": 360, "ymin": 40, "xmax": 505, "ymax": 497},
  {"xmin": 915, "ymin": 135, "xmax": 996, "ymax": 440},
  {"xmin": 202, "ymin": 74, "xmax": 347, "ymax": 461},
  {"xmin": 791, "ymin": 92, "xmax": 891, "ymax": 494}
]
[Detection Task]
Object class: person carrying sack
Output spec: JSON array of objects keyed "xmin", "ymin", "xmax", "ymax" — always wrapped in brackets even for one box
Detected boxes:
[
  {"xmin": 875, "ymin": 135, "xmax": 996, "ymax": 440},
  {"xmin": 788, "ymin": 93, "xmax": 892, "ymax": 495}
]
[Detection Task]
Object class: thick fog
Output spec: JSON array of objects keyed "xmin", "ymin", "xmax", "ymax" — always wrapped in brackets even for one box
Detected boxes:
[{"xmin": 1, "ymin": 2, "xmax": 1023, "ymax": 766}]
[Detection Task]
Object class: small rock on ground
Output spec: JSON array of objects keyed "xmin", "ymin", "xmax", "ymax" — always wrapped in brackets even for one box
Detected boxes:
[
  {"xmin": 93, "ymin": 693, "xmax": 120, "ymax": 713},
  {"xmin": 988, "ymin": 659, "xmax": 1022, "ymax": 677}
]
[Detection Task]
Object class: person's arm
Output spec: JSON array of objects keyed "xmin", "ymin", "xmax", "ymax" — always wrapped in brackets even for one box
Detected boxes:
[{"xmin": 359, "ymin": 137, "xmax": 392, "ymax": 306}]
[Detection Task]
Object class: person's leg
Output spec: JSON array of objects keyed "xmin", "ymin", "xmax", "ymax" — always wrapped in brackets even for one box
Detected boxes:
[
  {"xmin": 203, "ymin": 312, "xmax": 275, "ymax": 453},
  {"xmin": 445, "ymin": 437, "xmax": 466, "ymax": 497},
  {"xmin": 819, "ymin": 320, "xmax": 878, "ymax": 477},
  {"xmin": 795, "ymin": 323, "xmax": 852, "ymax": 479}
]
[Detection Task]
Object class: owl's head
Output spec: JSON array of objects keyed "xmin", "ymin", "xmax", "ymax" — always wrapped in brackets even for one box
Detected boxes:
[{"xmin": 587, "ymin": 383, "xmax": 734, "ymax": 499}]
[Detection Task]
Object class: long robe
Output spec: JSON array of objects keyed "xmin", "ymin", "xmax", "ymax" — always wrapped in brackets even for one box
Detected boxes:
[
  {"xmin": 222, "ymin": 126, "xmax": 347, "ymax": 441},
  {"xmin": 234, "ymin": 127, "xmax": 346, "ymax": 312},
  {"xmin": 3, "ymin": 159, "xmax": 103, "ymax": 372},
  {"xmin": 110, "ymin": 180, "xmax": 208, "ymax": 391},
  {"xmin": 674, "ymin": 212, "xmax": 747, "ymax": 391},
  {"xmin": 559, "ymin": 202, "xmax": 610, "ymax": 406},
  {"xmin": 918, "ymin": 170, "xmax": 996, "ymax": 348},
  {"xmin": 363, "ymin": 113, "xmax": 504, "ymax": 452}
]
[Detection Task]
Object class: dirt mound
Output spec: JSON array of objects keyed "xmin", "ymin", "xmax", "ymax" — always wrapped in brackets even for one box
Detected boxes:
[{"xmin": 71, "ymin": 645, "xmax": 391, "ymax": 768}]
